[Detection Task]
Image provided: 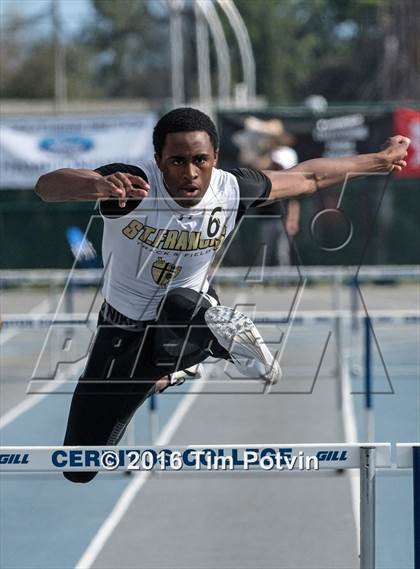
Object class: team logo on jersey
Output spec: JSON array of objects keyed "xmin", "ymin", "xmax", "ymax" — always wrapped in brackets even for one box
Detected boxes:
[{"xmin": 151, "ymin": 257, "xmax": 182, "ymax": 287}]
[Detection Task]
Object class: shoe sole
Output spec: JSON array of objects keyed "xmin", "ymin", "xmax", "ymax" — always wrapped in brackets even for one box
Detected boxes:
[{"xmin": 205, "ymin": 306, "xmax": 281, "ymax": 384}]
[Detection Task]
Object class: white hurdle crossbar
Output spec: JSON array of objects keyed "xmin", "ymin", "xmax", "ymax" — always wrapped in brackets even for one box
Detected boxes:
[
  {"xmin": 1, "ymin": 265, "xmax": 419, "ymax": 287},
  {"xmin": 0, "ymin": 443, "xmax": 391, "ymax": 569},
  {"xmin": 2, "ymin": 309, "xmax": 420, "ymax": 329}
]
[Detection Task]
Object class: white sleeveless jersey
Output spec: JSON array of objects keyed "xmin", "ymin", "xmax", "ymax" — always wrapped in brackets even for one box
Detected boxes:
[{"xmin": 101, "ymin": 160, "xmax": 240, "ymax": 320}]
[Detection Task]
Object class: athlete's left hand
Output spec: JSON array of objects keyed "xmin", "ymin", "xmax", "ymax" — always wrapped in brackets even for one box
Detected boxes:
[{"xmin": 378, "ymin": 135, "xmax": 411, "ymax": 172}]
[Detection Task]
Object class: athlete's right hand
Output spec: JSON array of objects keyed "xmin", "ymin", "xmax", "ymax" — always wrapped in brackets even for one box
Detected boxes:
[{"xmin": 96, "ymin": 173, "xmax": 150, "ymax": 208}]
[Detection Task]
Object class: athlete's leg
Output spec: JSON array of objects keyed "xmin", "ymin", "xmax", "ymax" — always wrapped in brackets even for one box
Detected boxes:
[
  {"xmin": 151, "ymin": 286, "xmax": 281, "ymax": 389},
  {"xmin": 151, "ymin": 287, "xmax": 230, "ymax": 379},
  {"xmin": 63, "ymin": 290, "xmax": 227, "ymax": 484},
  {"xmin": 63, "ymin": 307, "xmax": 157, "ymax": 483}
]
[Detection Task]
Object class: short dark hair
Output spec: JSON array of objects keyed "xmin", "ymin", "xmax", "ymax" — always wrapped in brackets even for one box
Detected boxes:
[{"xmin": 153, "ymin": 107, "xmax": 219, "ymax": 156}]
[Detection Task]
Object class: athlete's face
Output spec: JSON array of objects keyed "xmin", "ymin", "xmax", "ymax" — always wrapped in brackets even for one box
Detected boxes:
[{"xmin": 155, "ymin": 131, "xmax": 218, "ymax": 208}]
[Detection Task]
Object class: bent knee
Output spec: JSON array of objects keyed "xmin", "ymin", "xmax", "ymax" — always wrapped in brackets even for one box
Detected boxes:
[
  {"xmin": 163, "ymin": 287, "xmax": 194, "ymax": 306},
  {"xmin": 161, "ymin": 287, "xmax": 214, "ymax": 319},
  {"xmin": 63, "ymin": 470, "xmax": 98, "ymax": 484}
]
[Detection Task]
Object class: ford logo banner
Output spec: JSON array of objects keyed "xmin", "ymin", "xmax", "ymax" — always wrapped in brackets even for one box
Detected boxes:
[{"xmin": 39, "ymin": 134, "xmax": 94, "ymax": 154}]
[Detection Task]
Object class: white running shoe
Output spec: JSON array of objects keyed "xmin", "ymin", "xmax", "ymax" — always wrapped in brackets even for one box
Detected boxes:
[{"xmin": 204, "ymin": 306, "xmax": 281, "ymax": 385}]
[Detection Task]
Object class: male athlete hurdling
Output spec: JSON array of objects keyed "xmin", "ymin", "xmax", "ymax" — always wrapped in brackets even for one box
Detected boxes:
[{"xmin": 35, "ymin": 108, "xmax": 410, "ymax": 483}]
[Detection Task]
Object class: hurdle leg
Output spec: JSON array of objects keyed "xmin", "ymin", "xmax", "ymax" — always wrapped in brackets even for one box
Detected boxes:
[
  {"xmin": 332, "ymin": 275, "xmax": 344, "ymax": 409},
  {"xmin": 360, "ymin": 446, "xmax": 376, "ymax": 569},
  {"xmin": 350, "ymin": 276, "xmax": 359, "ymax": 334},
  {"xmin": 334, "ymin": 313, "xmax": 344, "ymax": 410},
  {"xmin": 64, "ymin": 278, "xmax": 75, "ymax": 340},
  {"xmin": 364, "ymin": 317, "xmax": 375, "ymax": 442},
  {"xmin": 149, "ymin": 394, "xmax": 159, "ymax": 444},
  {"xmin": 414, "ymin": 446, "xmax": 420, "ymax": 569}
]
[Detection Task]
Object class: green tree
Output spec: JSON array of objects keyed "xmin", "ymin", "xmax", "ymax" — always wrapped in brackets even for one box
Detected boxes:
[
  {"xmin": 1, "ymin": 0, "xmax": 417, "ymax": 104},
  {"xmin": 229, "ymin": 0, "xmax": 418, "ymax": 104},
  {"xmin": 0, "ymin": 9, "xmax": 98, "ymax": 100},
  {"xmin": 83, "ymin": 0, "xmax": 171, "ymax": 98}
]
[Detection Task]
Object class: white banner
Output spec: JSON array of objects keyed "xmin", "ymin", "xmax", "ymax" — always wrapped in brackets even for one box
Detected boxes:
[
  {"xmin": 0, "ymin": 444, "xmax": 392, "ymax": 471},
  {"xmin": 0, "ymin": 113, "xmax": 157, "ymax": 188}
]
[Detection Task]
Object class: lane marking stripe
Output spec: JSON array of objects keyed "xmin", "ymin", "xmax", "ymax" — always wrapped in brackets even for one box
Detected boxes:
[
  {"xmin": 0, "ymin": 361, "xmax": 84, "ymax": 430},
  {"xmin": 1, "ymin": 299, "xmax": 54, "ymax": 427},
  {"xmin": 0, "ymin": 299, "xmax": 50, "ymax": 346},
  {"xmin": 74, "ymin": 376, "xmax": 206, "ymax": 569}
]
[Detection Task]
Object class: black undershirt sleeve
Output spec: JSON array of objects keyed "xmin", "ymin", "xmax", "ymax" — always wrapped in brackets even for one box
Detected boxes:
[
  {"xmin": 95, "ymin": 163, "xmax": 148, "ymax": 218},
  {"xmin": 227, "ymin": 168, "xmax": 272, "ymax": 223}
]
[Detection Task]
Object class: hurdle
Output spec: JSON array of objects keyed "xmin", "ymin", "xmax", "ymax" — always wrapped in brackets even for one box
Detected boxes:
[
  {"xmin": 3, "ymin": 308, "xmax": 420, "ymax": 329},
  {"xmin": 0, "ymin": 442, "xmax": 390, "ymax": 568},
  {"xmin": 2, "ymin": 266, "xmax": 419, "ymax": 334},
  {"xmin": 2, "ymin": 265, "xmax": 419, "ymax": 287},
  {"xmin": 2, "ymin": 308, "xmax": 419, "ymax": 409}
]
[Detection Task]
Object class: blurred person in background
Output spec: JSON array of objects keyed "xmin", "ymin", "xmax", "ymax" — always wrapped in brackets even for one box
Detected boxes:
[
  {"xmin": 259, "ymin": 146, "xmax": 300, "ymax": 266},
  {"xmin": 233, "ymin": 116, "xmax": 300, "ymax": 266}
]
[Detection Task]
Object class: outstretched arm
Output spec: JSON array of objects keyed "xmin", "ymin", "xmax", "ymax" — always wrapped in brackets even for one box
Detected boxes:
[
  {"xmin": 263, "ymin": 135, "xmax": 411, "ymax": 202},
  {"xmin": 35, "ymin": 168, "xmax": 149, "ymax": 208}
]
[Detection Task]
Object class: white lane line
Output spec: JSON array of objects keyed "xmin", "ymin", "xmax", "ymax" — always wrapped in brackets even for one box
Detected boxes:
[
  {"xmin": 74, "ymin": 376, "xmax": 207, "ymax": 569},
  {"xmin": 0, "ymin": 361, "xmax": 84, "ymax": 430},
  {"xmin": 342, "ymin": 353, "xmax": 360, "ymax": 555},
  {"xmin": 264, "ymin": 279, "xmax": 307, "ymax": 395},
  {"xmin": 0, "ymin": 298, "xmax": 75, "ymax": 429},
  {"xmin": 0, "ymin": 392, "xmax": 53, "ymax": 431},
  {"xmin": 0, "ymin": 299, "xmax": 50, "ymax": 346}
]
